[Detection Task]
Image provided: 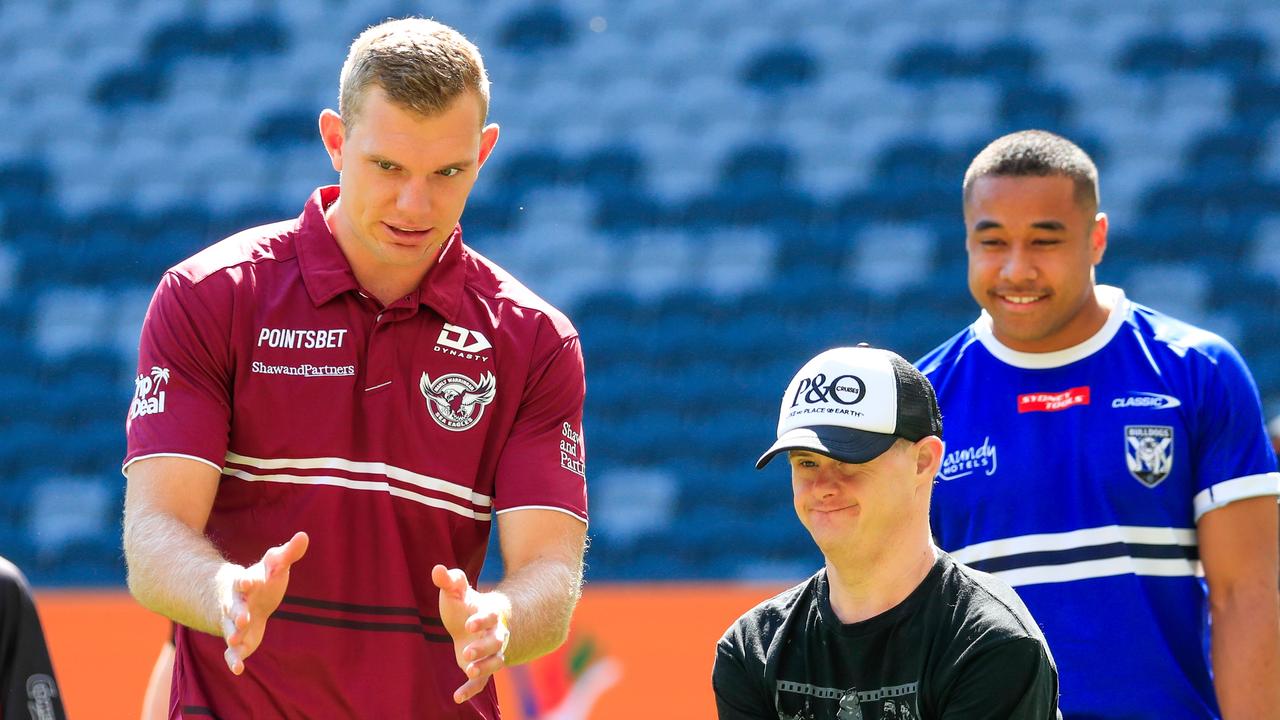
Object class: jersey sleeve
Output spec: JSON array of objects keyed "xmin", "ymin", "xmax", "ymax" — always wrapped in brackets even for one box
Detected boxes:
[
  {"xmin": 1189, "ymin": 342, "xmax": 1280, "ymax": 520},
  {"xmin": 492, "ymin": 330, "xmax": 588, "ymax": 523},
  {"xmin": 939, "ymin": 637, "xmax": 1060, "ymax": 720},
  {"xmin": 712, "ymin": 628, "xmax": 774, "ymax": 720},
  {"xmin": 123, "ymin": 271, "xmax": 233, "ymax": 474},
  {"xmin": 0, "ymin": 559, "xmax": 65, "ymax": 720}
]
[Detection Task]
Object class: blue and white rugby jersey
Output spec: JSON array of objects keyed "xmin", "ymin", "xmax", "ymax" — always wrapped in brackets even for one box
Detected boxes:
[{"xmin": 918, "ymin": 286, "xmax": 1280, "ymax": 720}]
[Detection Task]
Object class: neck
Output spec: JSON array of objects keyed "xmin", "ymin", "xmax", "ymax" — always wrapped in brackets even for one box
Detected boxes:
[
  {"xmin": 825, "ymin": 539, "xmax": 937, "ymax": 624},
  {"xmin": 325, "ymin": 200, "xmax": 439, "ymax": 307}
]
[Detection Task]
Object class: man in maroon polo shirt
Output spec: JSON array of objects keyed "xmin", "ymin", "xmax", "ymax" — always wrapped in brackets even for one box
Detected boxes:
[{"xmin": 122, "ymin": 18, "xmax": 588, "ymax": 718}]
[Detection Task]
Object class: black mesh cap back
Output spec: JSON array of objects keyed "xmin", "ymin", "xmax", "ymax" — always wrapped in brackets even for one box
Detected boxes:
[{"xmin": 888, "ymin": 354, "xmax": 943, "ymax": 440}]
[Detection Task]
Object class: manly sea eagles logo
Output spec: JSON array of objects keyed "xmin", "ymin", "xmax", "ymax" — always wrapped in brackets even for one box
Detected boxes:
[
  {"xmin": 420, "ymin": 371, "xmax": 496, "ymax": 431},
  {"xmin": 1125, "ymin": 425, "xmax": 1173, "ymax": 488}
]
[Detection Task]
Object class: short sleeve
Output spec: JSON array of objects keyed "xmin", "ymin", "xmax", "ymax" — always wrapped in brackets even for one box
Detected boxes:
[
  {"xmin": 1190, "ymin": 342, "xmax": 1280, "ymax": 520},
  {"xmin": 123, "ymin": 271, "xmax": 233, "ymax": 474},
  {"xmin": 0, "ymin": 558, "xmax": 65, "ymax": 720},
  {"xmin": 713, "ymin": 628, "xmax": 774, "ymax": 720},
  {"xmin": 939, "ymin": 637, "xmax": 1060, "ymax": 720},
  {"xmin": 492, "ymin": 329, "xmax": 587, "ymax": 523}
]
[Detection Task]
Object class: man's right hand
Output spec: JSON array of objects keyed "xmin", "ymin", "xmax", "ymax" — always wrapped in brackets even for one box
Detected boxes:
[{"xmin": 218, "ymin": 531, "xmax": 309, "ymax": 674}]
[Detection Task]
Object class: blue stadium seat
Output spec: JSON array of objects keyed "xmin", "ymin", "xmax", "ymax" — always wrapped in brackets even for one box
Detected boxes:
[
  {"xmin": 740, "ymin": 44, "xmax": 819, "ymax": 92},
  {"xmin": 497, "ymin": 5, "xmax": 574, "ymax": 53}
]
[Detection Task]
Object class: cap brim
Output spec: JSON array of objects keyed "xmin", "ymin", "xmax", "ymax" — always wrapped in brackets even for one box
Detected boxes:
[{"xmin": 755, "ymin": 426, "xmax": 898, "ymax": 469}]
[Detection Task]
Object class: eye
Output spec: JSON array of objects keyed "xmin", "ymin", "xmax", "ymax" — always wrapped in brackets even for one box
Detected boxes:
[
  {"xmin": 439, "ymin": 167, "xmax": 462, "ymax": 177},
  {"xmin": 375, "ymin": 160, "xmax": 396, "ymax": 171}
]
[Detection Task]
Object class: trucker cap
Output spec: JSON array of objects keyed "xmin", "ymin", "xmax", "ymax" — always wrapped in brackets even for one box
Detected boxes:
[{"xmin": 756, "ymin": 345, "xmax": 943, "ymax": 469}]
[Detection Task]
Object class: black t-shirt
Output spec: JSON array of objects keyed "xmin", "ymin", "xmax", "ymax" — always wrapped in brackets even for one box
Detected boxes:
[
  {"xmin": 713, "ymin": 552, "xmax": 1059, "ymax": 720},
  {"xmin": 0, "ymin": 558, "xmax": 64, "ymax": 720}
]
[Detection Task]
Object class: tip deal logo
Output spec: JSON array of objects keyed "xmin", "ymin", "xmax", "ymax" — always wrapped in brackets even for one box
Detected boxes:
[{"xmin": 129, "ymin": 366, "xmax": 171, "ymax": 419}]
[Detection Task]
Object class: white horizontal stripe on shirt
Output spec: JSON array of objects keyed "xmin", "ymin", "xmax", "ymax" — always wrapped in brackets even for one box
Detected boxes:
[
  {"xmin": 222, "ymin": 468, "xmax": 492, "ymax": 521},
  {"xmin": 123, "ymin": 452, "xmax": 224, "ymax": 477},
  {"xmin": 495, "ymin": 504, "xmax": 589, "ymax": 526},
  {"xmin": 949, "ymin": 524, "xmax": 1197, "ymax": 566},
  {"xmin": 224, "ymin": 452, "xmax": 491, "ymax": 506},
  {"xmin": 989, "ymin": 556, "xmax": 1202, "ymax": 588},
  {"xmin": 1193, "ymin": 472, "xmax": 1280, "ymax": 520}
]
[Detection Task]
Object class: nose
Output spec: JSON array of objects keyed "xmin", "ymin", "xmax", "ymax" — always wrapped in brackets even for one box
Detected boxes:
[
  {"xmin": 810, "ymin": 466, "xmax": 841, "ymax": 498},
  {"xmin": 396, "ymin": 178, "xmax": 432, "ymax": 216},
  {"xmin": 1000, "ymin": 242, "xmax": 1037, "ymax": 284}
]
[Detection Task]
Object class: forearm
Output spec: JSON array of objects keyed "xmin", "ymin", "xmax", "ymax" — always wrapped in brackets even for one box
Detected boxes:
[
  {"xmin": 494, "ymin": 555, "xmax": 583, "ymax": 665},
  {"xmin": 123, "ymin": 508, "xmax": 238, "ymax": 636},
  {"xmin": 1211, "ymin": 587, "xmax": 1280, "ymax": 719}
]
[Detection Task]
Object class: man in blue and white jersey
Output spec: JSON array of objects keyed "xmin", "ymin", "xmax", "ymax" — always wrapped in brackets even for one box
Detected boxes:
[{"xmin": 918, "ymin": 130, "xmax": 1280, "ymax": 719}]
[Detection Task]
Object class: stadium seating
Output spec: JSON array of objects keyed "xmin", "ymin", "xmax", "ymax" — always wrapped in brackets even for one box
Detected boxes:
[{"xmin": 1, "ymin": 0, "xmax": 1278, "ymax": 584}]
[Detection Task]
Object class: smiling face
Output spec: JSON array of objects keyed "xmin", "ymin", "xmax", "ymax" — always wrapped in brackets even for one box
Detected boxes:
[
  {"xmin": 788, "ymin": 438, "xmax": 937, "ymax": 563},
  {"xmin": 319, "ymin": 87, "xmax": 499, "ymax": 293},
  {"xmin": 965, "ymin": 174, "xmax": 1109, "ymax": 353}
]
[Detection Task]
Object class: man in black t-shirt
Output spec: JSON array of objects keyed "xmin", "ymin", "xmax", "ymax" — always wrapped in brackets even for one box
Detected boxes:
[
  {"xmin": 713, "ymin": 346, "xmax": 1059, "ymax": 720},
  {"xmin": 0, "ymin": 556, "xmax": 64, "ymax": 720}
]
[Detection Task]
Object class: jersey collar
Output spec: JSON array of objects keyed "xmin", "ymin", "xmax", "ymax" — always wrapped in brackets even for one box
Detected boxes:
[
  {"xmin": 296, "ymin": 186, "xmax": 465, "ymax": 321},
  {"xmin": 972, "ymin": 285, "xmax": 1128, "ymax": 369}
]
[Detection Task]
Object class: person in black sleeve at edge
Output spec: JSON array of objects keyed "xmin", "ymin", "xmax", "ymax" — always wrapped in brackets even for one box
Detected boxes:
[
  {"xmin": 713, "ymin": 345, "xmax": 1060, "ymax": 720},
  {"xmin": 0, "ymin": 555, "xmax": 64, "ymax": 720}
]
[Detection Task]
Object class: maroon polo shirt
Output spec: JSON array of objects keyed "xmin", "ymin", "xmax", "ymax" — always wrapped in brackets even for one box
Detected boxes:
[{"xmin": 124, "ymin": 186, "xmax": 588, "ymax": 719}]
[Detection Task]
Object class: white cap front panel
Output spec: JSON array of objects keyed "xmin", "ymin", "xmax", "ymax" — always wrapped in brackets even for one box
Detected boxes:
[{"xmin": 775, "ymin": 348, "xmax": 899, "ymax": 437}]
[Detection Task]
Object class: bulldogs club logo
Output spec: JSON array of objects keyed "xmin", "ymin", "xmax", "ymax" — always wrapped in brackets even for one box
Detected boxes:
[
  {"xmin": 1125, "ymin": 425, "xmax": 1173, "ymax": 487},
  {"xmin": 420, "ymin": 371, "xmax": 496, "ymax": 431}
]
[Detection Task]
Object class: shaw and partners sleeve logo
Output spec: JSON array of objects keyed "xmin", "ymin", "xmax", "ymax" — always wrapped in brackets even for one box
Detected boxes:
[
  {"xmin": 129, "ymin": 366, "xmax": 170, "ymax": 419},
  {"xmin": 1018, "ymin": 386, "xmax": 1090, "ymax": 413},
  {"xmin": 938, "ymin": 437, "xmax": 998, "ymax": 481},
  {"xmin": 559, "ymin": 422, "xmax": 586, "ymax": 477},
  {"xmin": 1125, "ymin": 425, "xmax": 1173, "ymax": 487},
  {"xmin": 421, "ymin": 371, "xmax": 497, "ymax": 431}
]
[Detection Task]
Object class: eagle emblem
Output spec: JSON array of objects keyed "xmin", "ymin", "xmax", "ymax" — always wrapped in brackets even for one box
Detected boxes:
[{"xmin": 420, "ymin": 371, "xmax": 497, "ymax": 431}]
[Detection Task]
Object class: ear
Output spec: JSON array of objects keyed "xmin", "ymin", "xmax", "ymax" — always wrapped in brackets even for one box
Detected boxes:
[
  {"xmin": 1090, "ymin": 212, "xmax": 1108, "ymax": 265},
  {"xmin": 913, "ymin": 436, "xmax": 944, "ymax": 484},
  {"xmin": 476, "ymin": 123, "xmax": 500, "ymax": 169},
  {"xmin": 318, "ymin": 109, "xmax": 346, "ymax": 172}
]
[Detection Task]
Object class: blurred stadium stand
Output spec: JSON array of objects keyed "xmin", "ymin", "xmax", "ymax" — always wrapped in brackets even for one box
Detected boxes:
[{"xmin": 2, "ymin": 0, "xmax": 1278, "ymax": 585}]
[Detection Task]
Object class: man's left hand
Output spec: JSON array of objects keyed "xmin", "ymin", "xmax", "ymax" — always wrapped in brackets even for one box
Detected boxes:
[{"xmin": 432, "ymin": 564, "xmax": 512, "ymax": 704}]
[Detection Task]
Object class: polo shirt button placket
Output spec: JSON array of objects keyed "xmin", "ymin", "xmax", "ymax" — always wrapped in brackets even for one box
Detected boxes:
[{"xmin": 364, "ymin": 307, "xmax": 396, "ymax": 395}]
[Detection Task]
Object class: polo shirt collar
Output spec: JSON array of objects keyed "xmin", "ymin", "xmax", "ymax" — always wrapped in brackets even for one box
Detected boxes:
[{"xmin": 296, "ymin": 186, "xmax": 467, "ymax": 321}]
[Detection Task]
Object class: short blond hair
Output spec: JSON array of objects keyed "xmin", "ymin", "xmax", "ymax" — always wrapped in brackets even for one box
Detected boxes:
[{"xmin": 338, "ymin": 18, "xmax": 490, "ymax": 127}]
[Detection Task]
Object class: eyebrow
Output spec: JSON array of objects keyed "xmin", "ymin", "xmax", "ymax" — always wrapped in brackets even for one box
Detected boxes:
[
  {"xmin": 973, "ymin": 219, "xmax": 1067, "ymax": 232},
  {"xmin": 365, "ymin": 152, "xmax": 477, "ymax": 170}
]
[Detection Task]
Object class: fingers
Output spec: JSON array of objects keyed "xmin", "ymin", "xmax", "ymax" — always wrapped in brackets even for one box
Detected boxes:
[
  {"xmin": 464, "ymin": 610, "xmax": 500, "ymax": 635},
  {"xmin": 224, "ymin": 646, "xmax": 244, "ymax": 675},
  {"xmin": 224, "ymin": 609, "xmax": 250, "ymax": 646},
  {"xmin": 463, "ymin": 651, "xmax": 505, "ymax": 681},
  {"xmin": 453, "ymin": 673, "xmax": 493, "ymax": 704},
  {"xmin": 432, "ymin": 564, "xmax": 470, "ymax": 597},
  {"xmin": 264, "ymin": 531, "xmax": 309, "ymax": 577}
]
